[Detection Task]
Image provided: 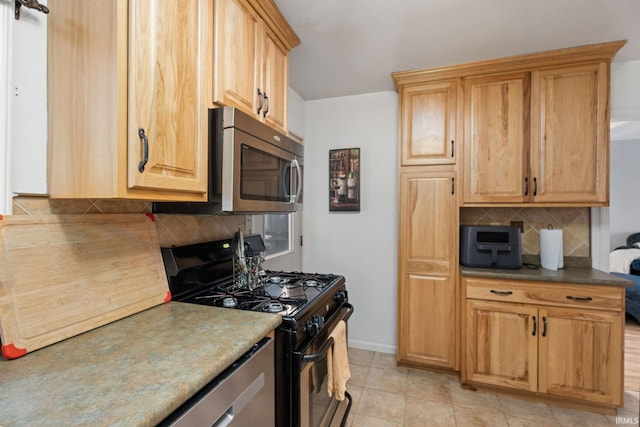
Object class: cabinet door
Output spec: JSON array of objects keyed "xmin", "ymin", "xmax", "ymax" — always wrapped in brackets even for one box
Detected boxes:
[
  {"xmin": 398, "ymin": 171, "xmax": 458, "ymax": 369},
  {"xmin": 538, "ymin": 307, "xmax": 623, "ymax": 405},
  {"xmin": 261, "ymin": 26, "xmax": 289, "ymax": 133},
  {"xmin": 530, "ymin": 63, "xmax": 609, "ymax": 204},
  {"xmin": 400, "ymin": 274, "xmax": 456, "ymax": 368},
  {"xmin": 399, "ymin": 81, "xmax": 459, "ymax": 166},
  {"xmin": 464, "ymin": 300, "xmax": 538, "ymax": 391},
  {"xmin": 128, "ymin": 0, "xmax": 208, "ymax": 194},
  {"xmin": 213, "ymin": 0, "xmax": 261, "ymax": 114},
  {"xmin": 463, "ymin": 73, "xmax": 529, "ymax": 203}
]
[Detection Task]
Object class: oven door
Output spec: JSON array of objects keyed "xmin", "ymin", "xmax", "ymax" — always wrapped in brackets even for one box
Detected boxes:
[
  {"xmin": 296, "ymin": 303, "xmax": 353, "ymax": 427},
  {"xmin": 221, "ymin": 127, "xmax": 301, "ymax": 213}
]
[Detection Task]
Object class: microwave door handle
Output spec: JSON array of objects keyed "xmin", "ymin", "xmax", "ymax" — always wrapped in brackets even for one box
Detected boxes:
[
  {"xmin": 282, "ymin": 163, "xmax": 291, "ymax": 199},
  {"xmin": 291, "ymin": 158, "xmax": 302, "ymax": 204}
]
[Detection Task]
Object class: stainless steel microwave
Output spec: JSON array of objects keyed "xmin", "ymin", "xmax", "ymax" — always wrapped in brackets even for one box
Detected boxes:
[{"xmin": 153, "ymin": 107, "xmax": 303, "ymax": 214}]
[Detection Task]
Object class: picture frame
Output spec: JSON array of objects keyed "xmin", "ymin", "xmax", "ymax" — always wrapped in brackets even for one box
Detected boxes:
[{"xmin": 329, "ymin": 148, "xmax": 360, "ymax": 212}]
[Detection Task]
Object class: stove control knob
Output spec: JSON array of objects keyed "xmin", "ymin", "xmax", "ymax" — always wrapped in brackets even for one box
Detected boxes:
[
  {"xmin": 305, "ymin": 315, "xmax": 325, "ymax": 337},
  {"xmin": 334, "ymin": 290, "xmax": 347, "ymax": 304}
]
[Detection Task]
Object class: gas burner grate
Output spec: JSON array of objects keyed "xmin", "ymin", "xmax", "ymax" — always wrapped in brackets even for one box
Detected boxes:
[{"xmin": 264, "ymin": 272, "xmax": 338, "ymax": 291}]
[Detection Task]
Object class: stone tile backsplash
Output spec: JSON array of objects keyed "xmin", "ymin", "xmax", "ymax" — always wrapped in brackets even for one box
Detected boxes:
[
  {"xmin": 12, "ymin": 196, "xmax": 247, "ymax": 247},
  {"xmin": 12, "ymin": 198, "xmax": 590, "ymax": 257},
  {"xmin": 460, "ymin": 207, "xmax": 590, "ymax": 257}
]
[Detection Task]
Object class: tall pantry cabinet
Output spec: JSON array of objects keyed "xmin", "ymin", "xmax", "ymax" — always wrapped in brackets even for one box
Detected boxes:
[{"xmin": 394, "ymin": 75, "xmax": 462, "ymax": 371}]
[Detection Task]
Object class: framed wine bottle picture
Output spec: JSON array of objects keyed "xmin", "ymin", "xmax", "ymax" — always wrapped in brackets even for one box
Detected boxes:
[{"xmin": 329, "ymin": 148, "xmax": 360, "ymax": 212}]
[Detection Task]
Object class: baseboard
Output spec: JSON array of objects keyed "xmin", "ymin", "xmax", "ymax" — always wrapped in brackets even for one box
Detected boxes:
[{"xmin": 347, "ymin": 338, "xmax": 396, "ymax": 354}]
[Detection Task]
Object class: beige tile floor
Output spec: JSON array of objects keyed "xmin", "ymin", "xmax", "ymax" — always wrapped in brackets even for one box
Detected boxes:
[{"xmin": 344, "ymin": 348, "xmax": 640, "ymax": 427}]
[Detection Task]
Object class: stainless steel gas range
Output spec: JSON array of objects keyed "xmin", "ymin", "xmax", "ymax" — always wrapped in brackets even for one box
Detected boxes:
[{"xmin": 161, "ymin": 235, "xmax": 353, "ymax": 427}]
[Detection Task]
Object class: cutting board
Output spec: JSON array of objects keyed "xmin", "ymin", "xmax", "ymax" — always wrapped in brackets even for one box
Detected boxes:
[{"xmin": 0, "ymin": 214, "xmax": 171, "ymax": 359}]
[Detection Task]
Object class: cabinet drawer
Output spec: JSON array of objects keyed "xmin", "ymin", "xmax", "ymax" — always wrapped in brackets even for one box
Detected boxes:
[{"xmin": 464, "ymin": 278, "xmax": 624, "ymax": 311}]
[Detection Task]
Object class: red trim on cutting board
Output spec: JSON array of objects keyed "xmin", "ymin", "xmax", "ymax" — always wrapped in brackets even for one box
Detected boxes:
[
  {"xmin": 2, "ymin": 343, "xmax": 27, "ymax": 359},
  {"xmin": 164, "ymin": 291, "xmax": 172, "ymax": 303},
  {"xmin": 145, "ymin": 213, "xmax": 155, "ymax": 222}
]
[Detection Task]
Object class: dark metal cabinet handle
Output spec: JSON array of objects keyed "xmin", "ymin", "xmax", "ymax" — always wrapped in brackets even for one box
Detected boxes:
[
  {"xmin": 566, "ymin": 295, "xmax": 593, "ymax": 302},
  {"xmin": 137, "ymin": 128, "xmax": 148, "ymax": 173},
  {"xmin": 542, "ymin": 316, "xmax": 547, "ymax": 337},
  {"xmin": 524, "ymin": 177, "xmax": 529, "ymax": 196},
  {"xmin": 451, "ymin": 140, "xmax": 454, "ymax": 158},
  {"xmin": 490, "ymin": 289, "xmax": 513, "ymax": 296},
  {"xmin": 263, "ymin": 93, "xmax": 269, "ymax": 118},
  {"xmin": 532, "ymin": 315, "xmax": 537, "ymax": 336},
  {"xmin": 451, "ymin": 177, "xmax": 455, "ymax": 195},
  {"xmin": 533, "ymin": 177, "xmax": 538, "ymax": 196},
  {"xmin": 256, "ymin": 89, "xmax": 264, "ymax": 114},
  {"xmin": 15, "ymin": 0, "xmax": 49, "ymax": 20}
]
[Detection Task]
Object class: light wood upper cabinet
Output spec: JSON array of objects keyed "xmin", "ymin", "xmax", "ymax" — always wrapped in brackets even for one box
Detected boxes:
[
  {"xmin": 463, "ymin": 62, "xmax": 611, "ymax": 205},
  {"xmin": 261, "ymin": 26, "xmax": 290, "ymax": 132},
  {"xmin": 464, "ymin": 62, "xmax": 610, "ymax": 205},
  {"xmin": 530, "ymin": 63, "xmax": 609, "ymax": 204},
  {"xmin": 212, "ymin": 0, "xmax": 299, "ymax": 134},
  {"xmin": 212, "ymin": 0, "xmax": 260, "ymax": 117},
  {"xmin": 48, "ymin": 0, "xmax": 209, "ymax": 200},
  {"xmin": 463, "ymin": 73, "xmax": 529, "ymax": 203},
  {"xmin": 397, "ymin": 80, "xmax": 461, "ymax": 166},
  {"xmin": 398, "ymin": 171, "xmax": 458, "ymax": 370}
]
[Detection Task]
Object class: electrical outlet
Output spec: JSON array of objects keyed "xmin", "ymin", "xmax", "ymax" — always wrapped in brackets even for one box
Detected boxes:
[
  {"xmin": 245, "ymin": 216, "xmax": 252, "ymax": 231},
  {"xmin": 511, "ymin": 221, "xmax": 524, "ymax": 233}
]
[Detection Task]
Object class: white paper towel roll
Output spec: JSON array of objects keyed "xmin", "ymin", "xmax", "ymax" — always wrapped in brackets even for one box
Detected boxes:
[{"xmin": 540, "ymin": 229, "xmax": 563, "ymax": 270}]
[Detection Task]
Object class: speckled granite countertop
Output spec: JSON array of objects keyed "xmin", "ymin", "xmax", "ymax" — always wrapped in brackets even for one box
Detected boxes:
[
  {"xmin": 0, "ymin": 302, "xmax": 282, "ymax": 427},
  {"xmin": 460, "ymin": 265, "xmax": 633, "ymax": 288}
]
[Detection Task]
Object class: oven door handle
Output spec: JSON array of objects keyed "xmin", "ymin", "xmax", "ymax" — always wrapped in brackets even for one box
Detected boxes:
[
  {"xmin": 303, "ymin": 337, "xmax": 334, "ymax": 365},
  {"xmin": 301, "ymin": 303, "xmax": 353, "ymax": 366}
]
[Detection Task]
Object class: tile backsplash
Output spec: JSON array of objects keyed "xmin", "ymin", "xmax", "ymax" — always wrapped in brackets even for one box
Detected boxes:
[
  {"xmin": 12, "ymin": 196, "xmax": 247, "ymax": 247},
  {"xmin": 460, "ymin": 207, "xmax": 590, "ymax": 257}
]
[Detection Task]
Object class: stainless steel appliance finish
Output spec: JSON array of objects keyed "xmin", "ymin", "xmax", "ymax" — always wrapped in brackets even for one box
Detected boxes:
[
  {"xmin": 152, "ymin": 107, "xmax": 303, "ymax": 215},
  {"xmin": 160, "ymin": 337, "xmax": 275, "ymax": 427},
  {"xmin": 161, "ymin": 237, "xmax": 353, "ymax": 427}
]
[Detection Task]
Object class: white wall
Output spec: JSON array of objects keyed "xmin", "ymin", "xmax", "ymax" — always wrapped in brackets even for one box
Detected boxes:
[
  {"xmin": 611, "ymin": 60, "xmax": 640, "ymax": 121},
  {"xmin": 12, "ymin": 6, "xmax": 48, "ymax": 195},
  {"xmin": 302, "ymin": 91, "xmax": 398, "ymax": 353},
  {"xmin": 591, "ymin": 61, "xmax": 640, "ymax": 270},
  {"xmin": 609, "ymin": 139, "xmax": 640, "ymax": 250},
  {"xmin": 287, "ymin": 87, "xmax": 305, "ymax": 139},
  {"xmin": 1, "ymin": 2, "xmax": 14, "ymax": 214}
]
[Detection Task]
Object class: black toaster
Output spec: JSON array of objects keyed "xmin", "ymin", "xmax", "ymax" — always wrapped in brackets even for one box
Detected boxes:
[{"xmin": 460, "ymin": 225, "xmax": 522, "ymax": 269}]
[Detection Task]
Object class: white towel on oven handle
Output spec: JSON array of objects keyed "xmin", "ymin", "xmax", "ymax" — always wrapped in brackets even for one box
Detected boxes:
[{"xmin": 327, "ymin": 320, "xmax": 350, "ymax": 400}]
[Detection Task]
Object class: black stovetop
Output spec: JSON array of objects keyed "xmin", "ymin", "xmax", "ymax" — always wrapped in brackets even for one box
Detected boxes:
[
  {"xmin": 161, "ymin": 236, "xmax": 345, "ymax": 321},
  {"xmin": 178, "ymin": 271, "xmax": 342, "ymax": 317}
]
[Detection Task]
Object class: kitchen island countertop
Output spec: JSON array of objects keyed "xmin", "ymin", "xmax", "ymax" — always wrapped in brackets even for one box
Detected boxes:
[
  {"xmin": 460, "ymin": 265, "xmax": 633, "ymax": 287},
  {"xmin": 0, "ymin": 302, "xmax": 282, "ymax": 426}
]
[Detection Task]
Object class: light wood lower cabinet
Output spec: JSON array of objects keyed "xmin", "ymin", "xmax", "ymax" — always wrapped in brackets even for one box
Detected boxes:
[
  {"xmin": 463, "ymin": 277, "xmax": 624, "ymax": 412},
  {"xmin": 465, "ymin": 301, "xmax": 538, "ymax": 391}
]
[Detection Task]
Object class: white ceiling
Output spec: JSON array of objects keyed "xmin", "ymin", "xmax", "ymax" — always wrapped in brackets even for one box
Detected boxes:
[{"xmin": 274, "ymin": 0, "xmax": 640, "ymax": 101}]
